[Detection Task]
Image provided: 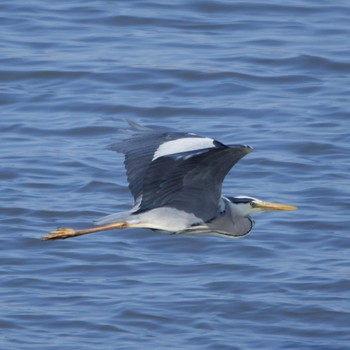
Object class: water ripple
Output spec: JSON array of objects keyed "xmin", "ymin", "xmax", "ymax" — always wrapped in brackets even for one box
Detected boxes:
[{"xmin": 2, "ymin": 0, "xmax": 350, "ymax": 349}]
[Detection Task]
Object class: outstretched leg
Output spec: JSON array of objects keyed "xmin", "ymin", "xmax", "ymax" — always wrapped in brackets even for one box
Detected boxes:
[{"xmin": 42, "ymin": 221, "xmax": 128, "ymax": 240}]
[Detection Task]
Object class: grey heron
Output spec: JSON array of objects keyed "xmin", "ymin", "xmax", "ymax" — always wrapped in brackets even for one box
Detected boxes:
[{"xmin": 43, "ymin": 121, "xmax": 296, "ymax": 240}]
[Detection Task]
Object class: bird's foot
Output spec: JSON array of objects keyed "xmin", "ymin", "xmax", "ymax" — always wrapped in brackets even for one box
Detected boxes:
[{"xmin": 42, "ymin": 227, "xmax": 78, "ymax": 240}]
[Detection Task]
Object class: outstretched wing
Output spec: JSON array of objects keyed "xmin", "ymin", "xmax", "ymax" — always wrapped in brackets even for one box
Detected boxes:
[
  {"xmin": 108, "ymin": 121, "xmax": 217, "ymax": 202},
  {"xmin": 109, "ymin": 121, "xmax": 253, "ymax": 222}
]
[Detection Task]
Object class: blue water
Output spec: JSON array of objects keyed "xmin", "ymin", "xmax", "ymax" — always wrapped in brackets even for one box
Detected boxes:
[{"xmin": 1, "ymin": 1, "xmax": 350, "ymax": 349}]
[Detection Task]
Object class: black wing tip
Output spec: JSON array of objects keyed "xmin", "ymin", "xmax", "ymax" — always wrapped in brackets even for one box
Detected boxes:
[
  {"xmin": 245, "ymin": 145, "xmax": 254, "ymax": 153},
  {"xmin": 107, "ymin": 120, "xmax": 151, "ymax": 153},
  {"xmin": 228, "ymin": 144, "xmax": 254, "ymax": 153},
  {"xmin": 107, "ymin": 143, "xmax": 119, "ymax": 152}
]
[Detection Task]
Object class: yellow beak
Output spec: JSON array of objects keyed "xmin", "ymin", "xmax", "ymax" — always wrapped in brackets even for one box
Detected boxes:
[{"xmin": 254, "ymin": 201, "xmax": 298, "ymax": 211}]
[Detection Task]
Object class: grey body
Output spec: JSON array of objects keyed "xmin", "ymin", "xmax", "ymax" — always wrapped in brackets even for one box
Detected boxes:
[
  {"xmin": 96, "ymin": 121, "xmax": 254, "ymax": 238},
  {"xmin": 95, "ymin": 196, "xmax": 254, "ymax": 238}
]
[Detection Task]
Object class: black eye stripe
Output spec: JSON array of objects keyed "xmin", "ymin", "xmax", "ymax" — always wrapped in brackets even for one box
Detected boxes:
[{"xmin": 227, "ymin": 196, "xmax": 253, "ymax": 204}]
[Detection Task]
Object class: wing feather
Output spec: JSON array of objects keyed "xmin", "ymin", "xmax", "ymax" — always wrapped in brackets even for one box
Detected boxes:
[
  {"xmin": 109, "ymin": 122, "xmax": 253, "ymax": 221},
  {"xmin": 136, "ymin": 145, "xmax": 252, "ymax": 221}
]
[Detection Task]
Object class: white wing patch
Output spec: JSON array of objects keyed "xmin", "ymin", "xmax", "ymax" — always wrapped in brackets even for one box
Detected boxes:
[{"xmin": 152, "ymin": 137, "xmax": 215, "ymax": 161}]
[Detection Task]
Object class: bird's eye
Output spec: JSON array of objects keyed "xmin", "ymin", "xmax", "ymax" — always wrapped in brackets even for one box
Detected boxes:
[{"xmin": 250, "ymin": 202, "xmax": 256, "ymax": 208}]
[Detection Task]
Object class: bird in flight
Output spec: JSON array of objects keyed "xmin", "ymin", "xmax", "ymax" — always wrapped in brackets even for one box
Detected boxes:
[{"xmin": 43, "ymin": 121, "xmax": 296, "ymax": 240}]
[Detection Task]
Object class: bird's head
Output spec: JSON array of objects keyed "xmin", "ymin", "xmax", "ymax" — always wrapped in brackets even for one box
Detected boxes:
[{"xmin": 227, "ymin": 196, "xmax": 297, "ymax": 217}]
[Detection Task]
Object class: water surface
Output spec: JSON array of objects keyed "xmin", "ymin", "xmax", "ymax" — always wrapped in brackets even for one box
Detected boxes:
[{"xmin": 1, "ymin": 1, "xmax": 350, "ymax": 349}]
